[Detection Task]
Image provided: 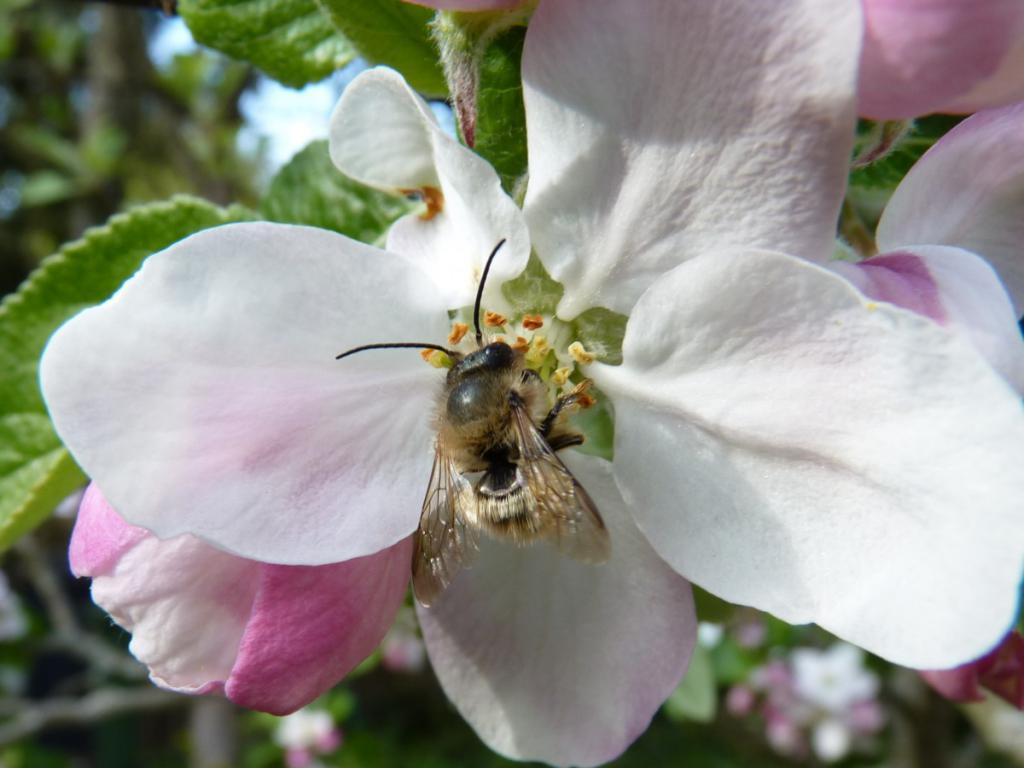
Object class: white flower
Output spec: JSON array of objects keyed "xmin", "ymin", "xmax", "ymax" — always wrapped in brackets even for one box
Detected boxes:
[
  {"xmin": 39, "ymin": 1, "xmax": 1024, "ymax": 765},
  {"xmin": 792, "ymin": 644, "xmax": 879, "ymax": 715}
]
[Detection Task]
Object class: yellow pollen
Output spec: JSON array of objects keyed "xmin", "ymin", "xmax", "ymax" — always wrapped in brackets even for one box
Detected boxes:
[
  {"xmin": 421, "ymin": 349, "xmax": 451, "ymax": 368},
  {"xmin": 552, "ymin": 366, "xmax": 572, "ymax": 386},
  {"xmin": 865, "ymin": 302, "xmax": 879, "ymax": 311},
  {"xmin": 484, "ymin": 310, "xmax": 508, "ymax": 327},
  {"xmin": 448, "ymin": 322, "xmax": 469, "ymax": 345},
  {"xmin": 522, "ymin": 314, "xmax": 544, "ymax": 331},
  {"xmin": 568, "ymin": 341, "xmax": 596, "ymax": 365}
]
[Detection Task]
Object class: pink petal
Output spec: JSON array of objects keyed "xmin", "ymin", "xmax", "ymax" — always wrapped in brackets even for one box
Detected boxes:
[
  {"xmin": 922, "ymin": 631, "xmax": 1024, "ymax": 708},
  {"xmin": 858, "ymin": 0, "xmax": 1024, "ymax": 118},
  {"xmin": 832, "ymin": 247, "xmax": 1024, "ymax": 391},
  {"xmin": 225, "ymin": 538, "xmax": 413, "ymax": 715},
  {"xmin": 69, "ymin": 483, "xmax": 148, "ymax": 578},
  {"xmin": 877, "ymin": 103, "xmax": 1024, "ymax": 315},
  {"xmin": 417, "ymin": 453, "xmax": 695, "ymax": 767},
  {"xmin": 80, "ymin": 490, "xmax": 412, "ymax": 712}
]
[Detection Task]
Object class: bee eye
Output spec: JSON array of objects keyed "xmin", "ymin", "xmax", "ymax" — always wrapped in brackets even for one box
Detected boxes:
[{"xmin": 447, "ymin": 378, "xmax": 494, "ymax": 425}]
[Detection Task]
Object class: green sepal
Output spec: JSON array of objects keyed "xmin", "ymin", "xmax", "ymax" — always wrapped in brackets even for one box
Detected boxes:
[
  {"xmin": 316, "ymin": 0, "xmax": 447, "ymax": 97},
  {"xmin": 572, "ymin": 307, "xmax": 627, "ymax": 366},
  {"xmin": 0, "ymin": 196, "xmax": 255, "ymax": 551},
  {"xmin": 473, "ymin": 25, "xmax": 528, "ymax": 193},
  {"xmin": 261, "ymin": 140, "xmax": 413, "ymax": 244},
  {"xmin": 501, "ymin": 253, "xmax": 563, "ymax": 316},
  {"xmin": 849, "ymin": 115, "xmax": 961, "ymax": 192}
]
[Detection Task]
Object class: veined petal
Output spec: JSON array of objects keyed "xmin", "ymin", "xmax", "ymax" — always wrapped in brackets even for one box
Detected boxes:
[
  {"xmin": 82, "ymin": 490, "xmax": 411, "ymax": 712},
  {"xmin": 832, "ymin": 247, "xmax": 1024, "ymax": 391},
  {"xmin": 521, "ymin": 0, "xmax": 861, "ymax": 318},
  {"xmin": 225, "ymin": 537, "xmax": 412, "ymax": 715},
  {"xmin": 329, "ymin": 68, "xmax": 529, "ymax": 311},
  {"xmin": 858, "ymin": 0, "xmax": 1024, "ymax": 118},
  {"xmin": 591, "ymin": 249, "xmax": 1024, "ymax": 668},
  {"xmin": 92, "ymin": 526, "xmax": 259, "ymax": 696},
  {"xmin": 417, "ymin": 453, "xmax": 695, "ymax": 767},
  {"xmin": 42, "ymin": 222, "xmax": 447, "ymax": 565},
  {"xmin": 877, "ymin": 103, "xmax": 1024, "ymax": 313}
]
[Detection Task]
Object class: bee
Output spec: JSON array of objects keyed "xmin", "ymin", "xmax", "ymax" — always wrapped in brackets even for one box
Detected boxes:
[{"xmin": 336, "ymin": 240, "xmax": 611, "ymax": 606}]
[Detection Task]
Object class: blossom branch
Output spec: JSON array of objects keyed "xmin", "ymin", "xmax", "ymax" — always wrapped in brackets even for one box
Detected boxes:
[{"xmin": 0, "ymin": 687, "xmax": 183, "ymax": 746}]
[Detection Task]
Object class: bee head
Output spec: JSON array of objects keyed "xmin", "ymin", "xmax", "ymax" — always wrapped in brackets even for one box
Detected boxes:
[{"xmin": 448, "ymin": 341, "xmax": 515, "ymax": 382}]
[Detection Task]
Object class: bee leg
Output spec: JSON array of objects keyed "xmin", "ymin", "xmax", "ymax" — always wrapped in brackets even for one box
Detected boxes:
[
  {"xmin": 546, "ymin": 432, "xmax": 584, "ymax": 452},
  {"xmin": 540, "ymin": 380, "xmax": 593, "ymax": 442}
]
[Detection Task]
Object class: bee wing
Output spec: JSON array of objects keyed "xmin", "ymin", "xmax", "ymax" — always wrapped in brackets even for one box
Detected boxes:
[
  {"xmin": 510, "ymin": 400, "xmax": 611, "ymax": 563},
  {"xmin": 412, "ymin": 445, "xmax": 479, "ymax": 606}
]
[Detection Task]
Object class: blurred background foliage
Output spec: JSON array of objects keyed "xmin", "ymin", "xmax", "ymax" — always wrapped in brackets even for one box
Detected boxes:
[{"xmin": 1, "ymin": 2, "xmax": 1023, "ymax": 767}]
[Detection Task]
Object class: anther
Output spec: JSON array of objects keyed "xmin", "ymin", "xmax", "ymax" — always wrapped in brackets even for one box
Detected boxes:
[
  {"xmin": 511, "ymin": 336, "xmax": 529, "ymax": 352},
  {"xmin": 448, "ymin": 322, "xmax": 469, "ymax": 345},
  {"xmin": 568, "ymin": 341, "xmax": 596, "ymax": 365},
  {"xmin": 552, "ymin": 366, "xmax": 571, "ymax": 386},
  {"xmin": 522, "ymin": 314, "xmax": 544, "ymax": 331},
  {"xmin": 484, "ymin": 310, "xmax": 508, "ymax": 327}
]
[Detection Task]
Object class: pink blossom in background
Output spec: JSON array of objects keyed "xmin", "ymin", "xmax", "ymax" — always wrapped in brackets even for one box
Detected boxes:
[
  {"xmin": 922, "ymin": 632, "xmax": 1024, "ymax": 708},
  {"xmin": 275, "ymin": 708, "xmax": 343, "ymax": 768},
  {"xmin": 70, "ymin": 485, "xmax": 411, "ymax": 715},
  {"xmin": 858, "ymin": 0, "xmax": 1024, "ymax": 118}
]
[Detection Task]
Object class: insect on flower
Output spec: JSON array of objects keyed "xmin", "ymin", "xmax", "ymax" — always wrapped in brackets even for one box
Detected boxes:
[{"xmin": 335, "ymin": 241, "xmax": 611, "ymax": 605}]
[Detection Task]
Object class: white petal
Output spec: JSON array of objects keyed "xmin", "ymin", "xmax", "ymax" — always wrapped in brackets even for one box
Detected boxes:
[
  {"xmin": 877, "ymin": 103, "xmax": 1024, "ymax": 313},
  {"xmin": 42, "ymin": 222, "xmax": 448, "ymax": 564},
  {"xmin": 417, "ymin": 453, "xmax": 695, "ymax": 767},
  {"xmin": 832, "ymin": 246, "xmax": 1024, "ymax": 392},
  {"xmin": 93, "ymin": 533, "xmax": 258, "ymax": 694},
  {"xmin": 591, "ymin": 249, "xmax": 1024, "ymax": 668},
  {"xmin": 521, "ymin": 0, "xmax": 861, "ymax": 318},
  {"xmin": 329, "ymin": 68, "xmax": 529, "ymax": 311}
]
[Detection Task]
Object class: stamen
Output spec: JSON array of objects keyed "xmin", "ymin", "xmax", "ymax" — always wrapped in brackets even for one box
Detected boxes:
[
  {"xmin": 552, "ymin": 366, "xmax": 571, "ymax": 386},
  {"xmin": 511, "ymin": 336, "xmax": 529, "ymax": 352},
  {"xmin": 484, "ymin": 310, "xmax": 508, "ymax": 328},
  {"xmin": 525, "ymin": 334, "xmax": 550, "ymax": 367},
  {"xmin": 448, "ymin": 322, "xmax": 469, "ymax": 345},
  {"xmin": 401, "ymin": 186, "xmax": 445, "ymax": 220},
  {"xmin": 567, "ymin": 341, "xmax": 596, "ymax": 365},
  {"xmin": 522, "ymin": 314, "xmax": 544, "ymax": 331},
  {"xmin": 421, "ymin": 349, "xmax": 452, "ymax": 368}
]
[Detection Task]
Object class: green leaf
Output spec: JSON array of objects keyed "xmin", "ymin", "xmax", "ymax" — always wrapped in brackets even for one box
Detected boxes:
[
  {"xmin": 0, "ymin": 196, "xmax": 255, "ymax": 551},
  {"xmin": 261, "ymin": 140, "xmax": 412, "ymax": 243},
  {"xmin": 474, "ymin": 26, "xmax": 527, "ymax": 193},
  {"xmin": 317, "ymin": 0, "xmax": 447, "ymax": 97},
  {"xmin": 572, "ymin": 306, "xmax": 627, "ymax": 366},
  {"xmin": 664, "ymin": 643, "xmax": 717, "ymax": 723},
  {"xmin": 178, "ymin": 0, "xmax": 356, "ymax": 89}
]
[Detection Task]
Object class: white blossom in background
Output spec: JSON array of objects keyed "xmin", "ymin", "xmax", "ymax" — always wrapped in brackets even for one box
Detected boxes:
[
  {"xmin": 37, "ymin": 0, "xmax": 1024, "ymax": 765},
  {"xmin": 274, "ymin": 708, "xmax": 342, "ymax": 768},
  {"xmin": 734, "ymin": 643, "xmax": 886, "ymax": 763}
]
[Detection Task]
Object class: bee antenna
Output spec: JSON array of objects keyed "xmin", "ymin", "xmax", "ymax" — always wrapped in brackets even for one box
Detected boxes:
[
  {"xmin": 474, "ymin": 238, "xmax": 507, "ymax": 345},
  {"xmin": 335, "ymin": 342, "xmax": 455, "ymax": 361}
]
